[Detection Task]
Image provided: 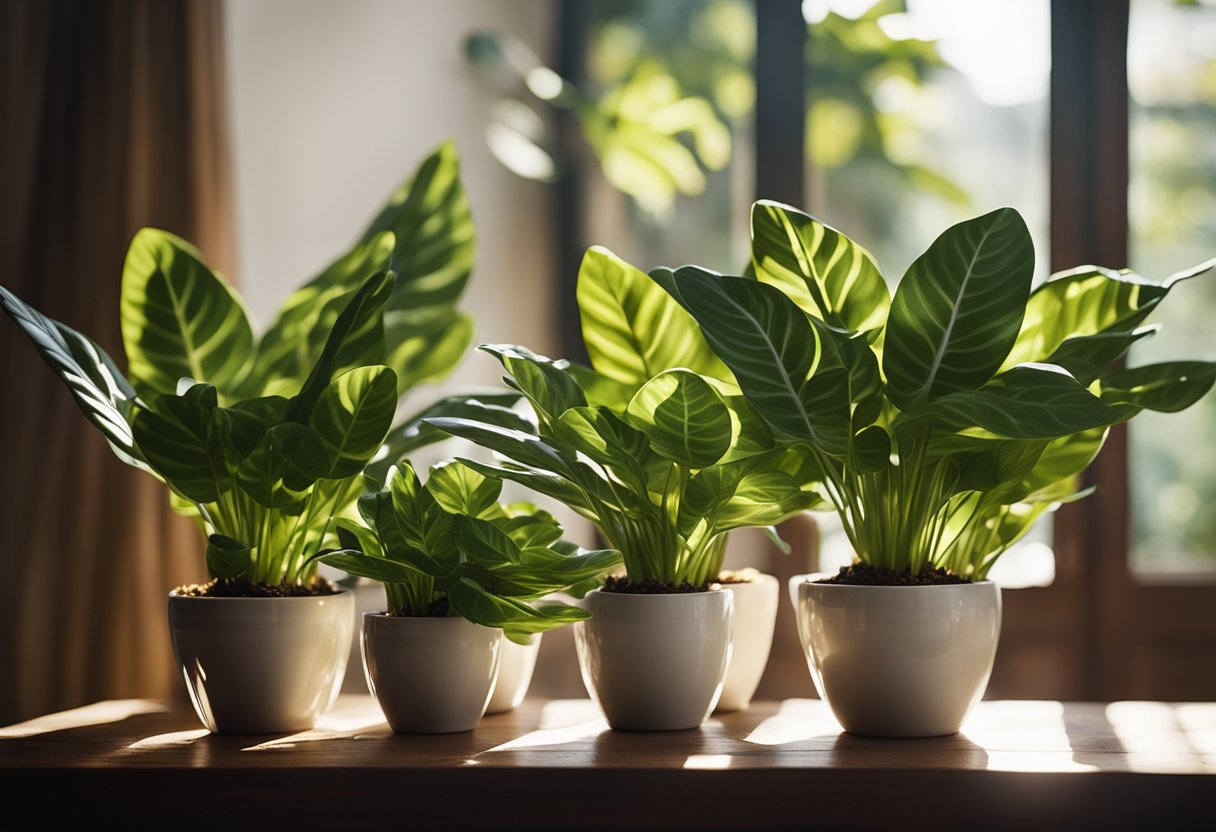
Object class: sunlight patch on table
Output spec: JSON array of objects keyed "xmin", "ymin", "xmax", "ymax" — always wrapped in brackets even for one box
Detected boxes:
[
  {"xmin": 0, "ymin": 700, "xmax": 170, "ymax": 738},
  {"xmin": 743, "ymin": 698, "xmax": 842, "ymax": 746}
]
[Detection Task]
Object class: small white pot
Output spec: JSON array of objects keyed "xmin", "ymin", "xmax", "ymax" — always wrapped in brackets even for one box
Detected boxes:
[
  {"xmin": 485, "ymin": 633, "xmax": 542, "ymax": 714},
  {"xmin": 573, "ymin": 589, "xmax": 734, "ymax": 731},
  {"xmin": 168, "ymin": 589, "xmax": 354, "ymax": 735},
  {"xmin": 361, "ymin": 613, "xmax": 502, "ymax": 734},
  {"xmin": 792, "ymin": 573, "xmax": 1001, "ymax": 737},
  {"xmin": 715, "ymin": 573, "xmax": 778, "ymax": 712}
]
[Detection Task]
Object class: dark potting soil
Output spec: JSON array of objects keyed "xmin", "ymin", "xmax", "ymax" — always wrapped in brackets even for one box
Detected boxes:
[
  {"xmin": 816, "ymin": 564, "xmax": 972, "ymax": 586},
  {"xmin": 602, "ymin": 576, "xmax": 716, "ymax": 594},
  {"xmin": 176, "ymin": 578, "xmax": 340, "ymax": 598}
]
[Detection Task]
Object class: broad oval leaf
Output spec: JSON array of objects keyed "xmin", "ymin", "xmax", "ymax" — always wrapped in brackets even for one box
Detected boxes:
[
  {"xmin": 235, "ymin": 423, "xmax": 329, "ymax": 508},
  {"xmin": 1045, "ymin": 325, "xmax": 1159, "ymax": 385},
  {"xmin": 576, "ymin": 246, "xmax": 730, "ymax": 385},
  {"xmin": 133, "ymin": 393, "xmax": 228, "ymax": 503},
  {"xmin": 626, "ymin": 369, "xmax": 732, "ymax": 468},
  {"xmin": 884, "ymin": 207, "xmax": 1034, "ymax": 409},
  {"xmin": 654, "ymin": 266, "xmax": 835, "ymax": 447},
  {"xmin": 447, "ymin": 577, "xmax": 588, "ymax": 644},
  {"xmin": 308, "ymin": 365, "xmax": 398, "ymax": 478},
  {"xmin": 428, "ymin": 460, "xmax": 502, "ymax": 517},
  {"xmin": 319, "ymin": 550, "xmax": 423, "ymax": 585},
  {"xmin": 751, "ymin": 200, "xmax": 890, "ymax": 332},
  {"xmin": 481, "ymin": 344, "xmax": 586, "ymax": 423},
  {"xmin": 558, "ymin": 405, "xmax": 653, "ymax": 476},
  {"xmin": 120, "ymin": 228, "xmax": 254, "ymax": 399},
  {"xmin": 385, "ymin": 308, "xmax": 473, "ymax": 396}
]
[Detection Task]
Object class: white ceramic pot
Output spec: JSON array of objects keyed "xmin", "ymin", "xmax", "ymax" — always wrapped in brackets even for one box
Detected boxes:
[
  {"xmin": 167, "ymin": 589, "xmax": 355, "ymax": 735},
  {"xmin": 792, "ymin": 573, "xmax": 1001, "ymax": 737},
  {"xmin": 485, "ymin": 633, "xmax": 542, "ymax": 715},
  {"xmin": 573, "ymin": 589, "xmax": 734, "ymax": 731},
  {"xmin": 715, "ymin": 573, "xmax": 778, "ymax": 712},
  {"xmin": 362, "ymin": 613, "xmax": 502, "ymax": 734}
]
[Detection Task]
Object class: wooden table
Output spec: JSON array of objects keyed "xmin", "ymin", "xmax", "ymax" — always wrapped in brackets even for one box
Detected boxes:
[{"xmin": 2, "ymin": 696, "xmax": 1212, "ymax": 829}]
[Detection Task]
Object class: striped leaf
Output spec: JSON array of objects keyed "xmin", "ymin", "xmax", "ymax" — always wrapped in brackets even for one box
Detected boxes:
[
  {"xmin": 235, "ymin": 423, "xmax": 329, "ymax": 508},
  {"xmin": 481, "ymin": 344, "xmax": 586, "ymax": 422},
  {"xmin": 557, "ymin": 406, "xmax": 652, "ymax": 476},
  {"xmin": 247, "ymin": 141, "xmax": 474, "ymax": 397},
  {"xmin": 1045, "ymin": 325, "xmax": 1159, "ymax": 385},
  {"xmin": 626, "ymin": 369, "xmax": 732, "ymax": 468},
  {"xmin": 884, "ymin": 208, "xmax": 1034, "ymax": 409},
  {"xmin": 576, "ymin": 246, "xmax": 730, "ymax": 385},
  {"xmin": 905, "ymin": 364, "xmax": 1119, "ymax": 439},
  {"xmin": 308, "ymin": 365, "xmax": 398, "ymax": 479},
  {"xmin": 133, "ymin": 388, "xmax": 227, "ymax": 504},
  {"xmin": 654, "ymin": 266, "xmax": 850, "ymax": 454},
  {"xmin": 1100, "ymin": 361, "xmax": 1216, "ymax": 415},
  {"xmin": 319, "ymin": 550, "xmax": 422, "ymax": 585},
  {"xmin": 120, "ymin": 229, "xmax": 253, "ymax": 399},
  {"xmin": 206, "ymin": 534, "xmax": 252, "ymax": 580},
  {"xmin": 1002, "ymin": 266, "xmax": 1163, "ymax": 371},
  {"xmin": 0, "ymin": 285, "xmax": 146, "ymax": 469},
  {"xmin": 286, "ymin": 272, "xmax": 394, "ymax": 424},
  {"xmin": 751, "ymin": 200, "xmax": 889, "ymax": 333},
  {"xmin": 385, "ymin": 308, "xmax": 473, "ymax": 394},
  {"xmin": 448, "ymin": 577, "xmax": 587, "ymax": 644}
]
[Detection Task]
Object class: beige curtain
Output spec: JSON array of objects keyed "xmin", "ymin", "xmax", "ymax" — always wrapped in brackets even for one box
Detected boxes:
[{"xmin": 0, "ymin": 0, "xmax": 235, "ymax": 724}]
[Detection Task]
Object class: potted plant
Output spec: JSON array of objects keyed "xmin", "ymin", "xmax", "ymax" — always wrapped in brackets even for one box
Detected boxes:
[
  {"xmin": 577, "ymin": 245, "xmax": 795, "ymax": 714},
  {"xmin": 0, "ymin": 143, "xmax": 487, "ymax": 734},
  {"xmin": 428, "ymin": 333, "xmax": 819, "ymax": 729},
  {"xmin": 315, "ymin": 460, "xmax": 618, "ymax": 732},
  {"xmin": 654, "ymin": 200, "xmax": 1216, "ymax": 737}
]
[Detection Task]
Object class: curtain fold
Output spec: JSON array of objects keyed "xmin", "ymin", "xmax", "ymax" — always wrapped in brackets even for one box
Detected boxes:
[{"xmin": 0, "ymin": 0, "xmax": 234, "ymax": 724}]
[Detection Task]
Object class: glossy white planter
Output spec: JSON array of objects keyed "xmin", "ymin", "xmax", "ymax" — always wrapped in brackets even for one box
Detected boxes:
[
  {"xmin": 485, "ymin": 634, "xmax": 542, "ymax": 714},
  {"xmin": 715, "ymin": 574, "xmax": 778, "ymax": 712},
  {"xmin": 168, "ymin": 589, "xmax": 354, "ymax": 735},
  {"xmin": 573, "ymin": 589, "xmax": 733, "ymax": 731},
  {"xmin": 362, "ymin": 613, "xmax": 502, "ymax": 734},
  {"xmin": 792, "ymin": 573, "xmax": 1001, "ymax": 737}
]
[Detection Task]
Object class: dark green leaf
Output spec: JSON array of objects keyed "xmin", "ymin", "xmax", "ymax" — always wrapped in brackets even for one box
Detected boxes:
[
  {"xmin": 206, "ymin": 534, "xmax": 251, "ymax": 580},
  {"xmin": 133, "ymin": 393, "xmax": 228, "ymax": 503},
  {"xmin": 626, "ymin": 369, "xmax": 732, "ymax": 468},
  {"xmin": 308, "ymin": 365, "xmax": 398, "ymax": 478},
  {"xmin": 481, "ymin": 343, "xmax": 586, "ymax": 422},
  {"xmin": 884, "ymin": 207, "xmax": 1034, "ymax": 408},
  {"xmin": 235, "ymin": 423, "xmax": 329, "ymax": 507},
  {"xmin": 428, "ymin": 460, "xmax": 502, "ymax": 516},
  {"xmin": 1100, "ymin": 361, "xmax": 1216, "ymax": 414}
]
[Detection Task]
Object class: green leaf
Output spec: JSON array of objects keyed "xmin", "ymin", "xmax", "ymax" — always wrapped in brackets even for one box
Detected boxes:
[
  {"xmin": 562, "ymin": 362, "xmax": 640, "ymax": 410},
  {"xmin": 133, "ymin": 391, "xmax": 228, "ymax": 503},
  {"xmin": 120, "ymin": 228, "xmax": 254, "ymax": 399},
  {"xmin": 497, "ymin": 512, "xmax": 564, "ymax": 548},
  {"xmin": 385, "ymin": 308, "xmax": 473, "ymax": 395},
  {"xmin": 454, "ymin": 458, "xmax": 598, "ymax": 520},
  {"xmin": 906, "ymin": 364, "xmax": 1120, "ymax": 439},
  {"xmin": 576, "ymin": 246, "xmax": 730, "ymax": 385},
  {"xmin": 0, "ymin": 285, "xmax": 146, "ymax": 469},
  {"xmin": 286, "ymin": 272, "xmax": 394, "ymax": 424},
  {"xmin": 853, "ymin": 424, "xmax": 891, "ymax": 473},
  {"xmin": 425, "ymin": 417, "xmax": 578, "ymax": 479},
  {"xmin": 428, "ymin": 461, "xmax": 502, "ymax": 516},
  {"xmin": 481, "ymin": 344, "xmax": 586, "ymax": 422},
  {"xmin": 1045, "ymin": 325, "xmax": 1159, "ymax": 385},
  {"xmin": 307, "ymin": 365, "xmax": 398, "ymax": 478},
  {"xmin": 235, "ymin": 423, "xmax": 329, "ymax": 508},
  {"xmin": 453, "ymin": 515, "xmax": 525, "ymax": 568},
  {"xmin": 557, "ymin": 406, "xmax": 652, "ymax": 475},
  {"xmin": 750, "ymin": 200, "xmax": 889, "ymax": 332},
  {"xmin": 319, "ymin": 550, "xmax": 422, "ymax": 584},
  {"xmin": 447, "ymin": 577, "xmax": 588, "ymax": 643},
  {"xmin": 206, "ymin": 534, "xmax": 252, "ymax": 580},
  {"xmin": 213, "ymin": 405, "xmax": 268, "ymax": 473},
  {"xmin": 335, "ymin": 517, "xmax": 384, "ymax": 560},
  {"xmin": 714, "ymin": 470, "xmax": 819, "ymax": 531},
  {"xmin": 883, "ymin": 207, "xmax": 1034, "ymax": 409},
  {"xmin": 1100, "ymin": 361, "xmax": 1216, "ymax": 415},
  {"xmin": 655, "ymin": 266, "xmax": 849, "ymax": 454},
  {"xmin": 626, "ymin": 369, "xmax": 732, "ymax": 468},
  {"xmin": 1011, "ymin": 427, "xmax": 1108, "ymax": 501},
  {"xmin": 509, "ymin": 545, "xmax": 622, "ymax": 592}
]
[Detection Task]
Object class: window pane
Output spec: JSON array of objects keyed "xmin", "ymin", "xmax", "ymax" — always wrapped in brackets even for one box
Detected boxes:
[
  {"xmin": 1127, "ymin": 0, "xmax": 1216, "ymax": 574},
  {"xmin": 804, "ymin": 0, "xmax": 1054, "ymax": 586}
]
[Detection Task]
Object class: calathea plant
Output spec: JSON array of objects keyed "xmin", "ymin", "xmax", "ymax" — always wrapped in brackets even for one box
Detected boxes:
[
  {"xmin": 317, "ymin": 460, "xmax": 620, "ymax": 642},
  {"xmin": 654, "ymin": 200, "xmax": 1216, "ymax": 580},
  {"xmin": 0, "ymin": 142, "xmax": 488, "ymax": 589},
  {"xmin": 425, "ymin": 247, "xmax": 820, "ymax": 588}
]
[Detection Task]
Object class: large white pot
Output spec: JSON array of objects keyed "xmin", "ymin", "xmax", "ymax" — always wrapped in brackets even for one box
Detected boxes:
[
  {"xmin": 485, "ymin": 634, "xmax": 542, "ymax": 715},
  {"xmin": 715, "ymin": 573, "xmax": 778, "ymax": 712},
  {"xmin": 167, "ymin": 589, "xmax": 354, "ymax": 735},
  {"xmin": 573, "ymin": 589, "xmax": 734, "ymax": 731},
  {"xmin": 792, "ymin": 573, "xmax": 1001, "ymax": 737},
  {"xmin": 362, "ymin": 613, "xmax": 502, "ymax": 734}
]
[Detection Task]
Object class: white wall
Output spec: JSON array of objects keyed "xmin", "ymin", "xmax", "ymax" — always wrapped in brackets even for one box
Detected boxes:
[{"xmin": 224, "ymin": 0, "xmax": 558, "ymax": 395}]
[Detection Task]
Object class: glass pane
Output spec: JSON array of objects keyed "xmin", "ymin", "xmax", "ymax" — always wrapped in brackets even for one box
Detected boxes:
[
  {"xmin": 804, "ymin": 0, "xmax": 1055, "ymax": 586},
  {"xmin": 1127, "ymin": 0, "xmax": 1216, "ymax": 574}
]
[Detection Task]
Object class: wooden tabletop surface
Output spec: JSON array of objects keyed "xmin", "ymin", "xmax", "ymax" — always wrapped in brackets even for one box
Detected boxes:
[{"xmin": 2, "ymin": 696, "xmax": 1212, "ymax": 829}]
